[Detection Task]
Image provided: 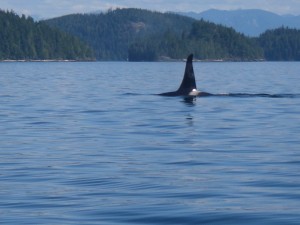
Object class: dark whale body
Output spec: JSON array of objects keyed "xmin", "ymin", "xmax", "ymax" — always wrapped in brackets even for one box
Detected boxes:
[
  {"xmin": 159, "ymin": 54, "xmax": 211, "ymax": 97},
  {"xmin": 158, "ymin": 54, "xmax": 300, "ymax": 99}
]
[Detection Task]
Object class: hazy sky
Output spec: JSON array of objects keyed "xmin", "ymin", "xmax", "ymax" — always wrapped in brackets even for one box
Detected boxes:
[{"xmin": 1, "ymin": 0, "xmax": 299, "ymax": 19}]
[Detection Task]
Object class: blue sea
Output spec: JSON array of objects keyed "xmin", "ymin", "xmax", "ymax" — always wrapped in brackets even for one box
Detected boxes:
[{"xmin": 1, "ymin": 61, "xmax": 300, "ymax": 224}]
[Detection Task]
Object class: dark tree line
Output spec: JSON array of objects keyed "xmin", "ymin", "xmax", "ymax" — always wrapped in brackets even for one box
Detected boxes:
[
  {"xmin": 45, "ymin": 8, "xmax": 194, "ymax": 60},
  {"xmin": 258, "ymin": 27, "xmax": 300, "ymax": 61},
  {"xmin": 2, "ymin": 8, "xmax": 300, "ymax": 61},
  {"xmin": 48, "ymin": 8, "xmax": 262, "ymax": 61},
  {"xmin": 0, "ymin": 10, "xmax": 94, "ymax": 60},
  {"xmin": 46, "ymin": 8, "xmax": 300, "ymax": 61},
  {"xmin": 128, "ymin": 20, "xmax": 264, "ymax": 61}
]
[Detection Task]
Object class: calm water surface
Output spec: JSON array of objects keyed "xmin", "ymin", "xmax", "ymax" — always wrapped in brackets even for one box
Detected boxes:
[{"xmin": 1, "ymin": 61, "xmax": 300, "ymax": 224}]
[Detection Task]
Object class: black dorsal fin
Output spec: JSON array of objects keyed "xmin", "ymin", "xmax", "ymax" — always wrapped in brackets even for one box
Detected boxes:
[
  {"xmin": 159, "ymin": 54, "xmax": 203, "ymax": 96},
  {"xmin": 176, "ymin": 54, "xmax": 197, "ymax": 94}
]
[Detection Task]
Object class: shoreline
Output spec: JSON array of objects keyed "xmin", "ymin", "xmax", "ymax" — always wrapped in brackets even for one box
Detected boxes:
[
  {"xmin": 0, "ymin": 59, "xmax": 96, "ymax": 62},
  {"xmin": 0, "ymin": 58, "xmax": 273, "ymax": 63}
]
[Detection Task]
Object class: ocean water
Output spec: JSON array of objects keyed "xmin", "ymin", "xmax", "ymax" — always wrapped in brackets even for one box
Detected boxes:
[{"xmin": 0, "ymin": 61, "xmax": 300, "ymax": 224}]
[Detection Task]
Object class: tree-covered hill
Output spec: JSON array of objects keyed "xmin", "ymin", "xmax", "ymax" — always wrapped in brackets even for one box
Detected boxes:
[
  {"xmin": 179, "ymin": 9, "xmax": 300, "ymax": 37},
  {"xmin": 0, "ymin": 10, "xmax": 94, "ymax": 60},
  {"xmin": 5, "ymin": 7, "xmax": 299, "ymax": 61},
  {"xmin": 45, "ymin": 8, "xmax": 265, "ymax": 61},
  {"xmin": 258, "ymin": 27, "xmax": 300, "ymax": 61},
  {"xmin": 128, "ymin": 19, "xmax": 264, "ymax": 61},
  {"xmin": 45, "ymin": 8, "xmax": 195, "ymax": 60}
]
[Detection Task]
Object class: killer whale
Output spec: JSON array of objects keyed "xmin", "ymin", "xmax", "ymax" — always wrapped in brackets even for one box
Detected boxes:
[
  {"xmin": 159, "ymin": 54, "xmax": 211, "ymax": 97},
  {"xmin": 156, "ymin": 54, "xmax": 300, "ymax": 99}
]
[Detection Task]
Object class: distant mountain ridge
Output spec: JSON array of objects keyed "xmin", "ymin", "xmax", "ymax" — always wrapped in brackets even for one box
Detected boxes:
[{"xmin": 178, "ymin": 9, "xmax": 300, "ymax": 37}]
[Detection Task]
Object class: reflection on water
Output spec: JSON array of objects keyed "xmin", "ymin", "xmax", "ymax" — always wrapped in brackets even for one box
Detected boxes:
[{"xmin": 182, "ymin": 96, "xmax": 197, "ymax": 105}]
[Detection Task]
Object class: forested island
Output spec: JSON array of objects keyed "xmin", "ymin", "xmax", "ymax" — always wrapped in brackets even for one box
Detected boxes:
[
  {"xmin": 45, "ymin": 8, "xmax": 300, "ymax": 61},
  {"xmin": 1, "ymin": 8, "xmax": 300, "ymax": 61},
  {"xmin": 45, "ymin": 8, "xmax": 262, "ymax": 61},
  {"xmin": 0, "ymin": 10, "xmax": 94, "ymax": 61}
]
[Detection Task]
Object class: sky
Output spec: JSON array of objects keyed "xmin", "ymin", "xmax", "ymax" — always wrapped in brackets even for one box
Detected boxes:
[{"xmin": 0, "ymin": 0, "xmax": 300, "ymax": 19}]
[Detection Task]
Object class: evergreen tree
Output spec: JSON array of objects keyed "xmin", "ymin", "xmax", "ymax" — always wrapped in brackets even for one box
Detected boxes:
[
  {"xmin": 46, "ymin": 8, "xmax": 265, "ymax": 61},
  {"xmin": 0, "ymin": 9, "xmax": 94, "ymax": 60},
  {"xmin": 258, "ymin": 27, "xmax": 300, "ymax": 61}
]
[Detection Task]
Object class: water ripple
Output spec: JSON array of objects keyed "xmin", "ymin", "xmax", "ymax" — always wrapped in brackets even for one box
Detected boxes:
[{"xmin": 1, "ymin": 62, "xmax": 300, "ymax": 224}]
